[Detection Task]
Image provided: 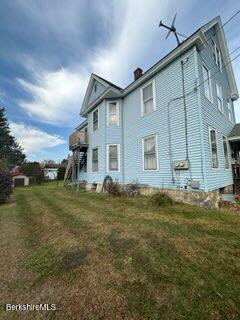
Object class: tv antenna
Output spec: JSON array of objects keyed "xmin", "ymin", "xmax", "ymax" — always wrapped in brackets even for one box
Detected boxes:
[{"xmin": 159, "ymin": 13, "xmax": 185, "ymax": 46}]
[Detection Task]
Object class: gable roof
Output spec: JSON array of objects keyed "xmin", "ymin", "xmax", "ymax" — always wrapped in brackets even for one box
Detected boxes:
[{"xmin": 80, "ymin": 16, "xmax": 239, "ymax": 117}]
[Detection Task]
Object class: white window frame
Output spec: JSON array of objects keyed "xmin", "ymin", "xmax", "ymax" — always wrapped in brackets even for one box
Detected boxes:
[
  {"xmin": 92, "ymin": 107, "xmax": 99, "ymax": 132},
  {"xmin": 202, "ymin": 62, "xmax": 212, "ymax": 102},
  {"xmin": 107, "ymin": 101, "xmax": 120, "ymax": 126},
  {"xmin": 216, "ymin": 82, "xmax": 224, "ymax": 114},
  {"xmin": 107, "ymin": 144, "xmax": 120, "ymax": 172},
  {"xmin": 140, "ymin": 79, "xmax": 156, "ymax": 116},
  {"xmin": 208, "ymin": 126, "xmax": 219, "ymax": 169},
  {"xmin": 227, "ymin": 98, "xmax": 233, "ymax": 123},
  {"xmin": 212, "ymin": 39, "xmax": 222, "ymax": 71},
  {"xmin": 142, "ymin": 134, "xmax": 159, "ymax": 171},
  {"xmin": 222, "ymin": 135, "xmax": 230, "ymax": 170},
  {"xmin": 92, "ymin": 147, "xmax": 99, "ymax": 172}
]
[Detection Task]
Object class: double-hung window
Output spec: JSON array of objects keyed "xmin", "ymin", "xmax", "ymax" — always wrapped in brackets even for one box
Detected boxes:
[
  {"xmin": 142, "ymin": 135, "xmax": 158, "ymax": 170},
  {"xmin": 107, "ymin": 145, "xmax": 119, "ymax": 171},
  {"xmin": 209, "ymin": 127, "xmax": 218, "ymax": 168},
  {"xmin": 222, "ymin": 136, "xmax": 229, "ymax": 169},
  {"xmin": 202, "ymin": 64, "xmax": 212, "ymax": 101},
  {"xmin": 216, "ymin": 83, "xmax": 223, "ymax": 113},
  {"xmin": 141, "ymin": 81, "xmax": 156, "ymax": 116},
  {"xmin": 227, "ymin": 98, "xmax": 233, "ymax": 122},
  {"xmin": 93, "ymin": 108, "xmax": 99, "ymax": 131},
  {"xmin": 92, "ymin": 147, "xmax": 98, "ymax": 172},
  {"xmin": 107, "ymin": 102, "xmax": 119, "ymax": 126}
]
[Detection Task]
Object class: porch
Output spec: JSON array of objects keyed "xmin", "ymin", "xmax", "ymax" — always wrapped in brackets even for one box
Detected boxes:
[{"xmin": 229, "ymin": 123, "xmax": 240, "ymax": 194}]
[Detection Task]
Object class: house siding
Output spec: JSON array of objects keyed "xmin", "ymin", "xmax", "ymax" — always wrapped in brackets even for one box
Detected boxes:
[{"xmin": 197, "ymin": 26, "xmax": 235, "ymax": 191}]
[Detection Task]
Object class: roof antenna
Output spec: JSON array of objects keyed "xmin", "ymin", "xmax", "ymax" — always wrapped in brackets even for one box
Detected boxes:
[{"xmin": 159, "ymin": 13, "xmax": 182, "ymax": 46}]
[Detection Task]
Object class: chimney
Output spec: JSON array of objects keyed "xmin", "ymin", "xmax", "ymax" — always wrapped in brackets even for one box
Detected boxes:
[{"xmin": 134, "ymin": 67, "xmax": 143, "ymax": 81}]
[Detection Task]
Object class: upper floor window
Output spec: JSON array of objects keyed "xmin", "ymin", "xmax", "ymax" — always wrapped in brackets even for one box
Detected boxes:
[
  {"xmin": 141, "ymin": 80, "xmax": 156, "ymax": 116},
  {"xmin": 107, "ymin": 144, "xmax": 120, "ymax": 171},
  {"xmin": 142, "ymin": 134, "xmax": 158, "ymax": 171},
  {"xmin": 94, "ymin": 83, "xmax": 97, "ymax": 92},
  {"xmin": 92, "ymin": 147, "xmax": 98, "ymax": 172},
  {"xmin": 93, "ymin": 108, "xmax": 99, "ymax": 131},
  {"xmin": 216, "ymin": 82, "xmax": 223, "ymax": 114},
  {"xmin": 212, "ymin": 39, "xmax": 222, "ymax": 70},
  {"xmin": 209, "ymin": 127, "xmax": 218, "ymax": 168},
  {"xmin": 202, "ymin": 64, "xmax": 212, "ymax": 101},
  {"xmin": 107, "ymin": 102, "xmax": 119, "ymax": 126},
  {"xmin": 227, "ymin": 98, "xmax": 233, "ymax": 122},
  {"xmin": 222, "ymin": 136, "xmax": 229, "ymax": 169}
]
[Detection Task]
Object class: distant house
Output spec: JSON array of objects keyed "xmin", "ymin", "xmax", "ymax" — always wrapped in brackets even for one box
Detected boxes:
[
  {"xmin": 69, "ymin": 16, "xmax": 240, "ymax": 194},
  {"xmin": 12, "ymin": 172, "xmax": 29, "ymax": 187},
  {"xmin": 44, "ymin": 165, "xmax": 59, "ymax": 180}
]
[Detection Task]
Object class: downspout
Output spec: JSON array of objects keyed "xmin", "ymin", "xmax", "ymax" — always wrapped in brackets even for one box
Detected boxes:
[{"xmin": 193, "ymin": 47, "xmax": 208, "ymax": 191}]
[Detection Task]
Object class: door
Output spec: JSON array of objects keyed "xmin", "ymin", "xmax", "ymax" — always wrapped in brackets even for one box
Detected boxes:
[{"xmin": 14, "ymin": 178, "xmax": 25, "ymax": 187}]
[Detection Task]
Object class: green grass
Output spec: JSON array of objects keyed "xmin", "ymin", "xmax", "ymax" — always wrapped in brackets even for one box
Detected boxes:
[{"xmin": 0, "ymin": 182, "xmax": 240, "ymax": 320}]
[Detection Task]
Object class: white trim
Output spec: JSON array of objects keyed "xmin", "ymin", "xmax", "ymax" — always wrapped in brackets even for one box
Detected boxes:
[
  {"xmin": 227, "ymin": 97, "xmax": 233, "ymax": 123},
  {"xmin": 208, "ymin": 126, "xmax": 219, "ymax": 169},
  {"xmin": 92, "ymin": 146, "xmax": 99, "ymax": 172},
  {"xmin": 228, "ymin": 135, "xmax": 240, "ymax": 142},
  {"xmin": 216, "ymin": 81, "xmax": 224, "ymax": 114},
  {"xmin": 222, "ymin": 135, "xmax": 230, "ymax": 170},
  {"xmin": 140, "ymin": 79, "xmax": 156, "ymax": 117},
  {"xmin": 92, "ymin": 107, "xmax": 99, "ymax": 132},
  {"xmin": 142, "ymin": 134, "xmax": 159, "ymax": 171},
  {"xmin": 107, "ymin": 101, "xmax": 120, "ymax": 126},
  {"xmin": 202, "ymin": 62, "xmax": 213, "ymax": 103},
  {"xmin": 107, "ymin": 144, "xmax": 120, "ymax": 172}
]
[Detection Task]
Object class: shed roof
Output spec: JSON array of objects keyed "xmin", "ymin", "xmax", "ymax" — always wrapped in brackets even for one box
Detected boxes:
[{"xmin": 229, "ymin": 123, "xmax": 240, "ymax": 138}]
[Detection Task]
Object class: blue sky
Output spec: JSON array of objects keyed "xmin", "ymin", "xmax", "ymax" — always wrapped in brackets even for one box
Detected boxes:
[{"xmin": 1, "ymin": 0, "xmax": 240, "ymax": 162}]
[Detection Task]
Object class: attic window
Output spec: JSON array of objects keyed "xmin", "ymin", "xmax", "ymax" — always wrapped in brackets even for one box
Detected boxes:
[
  {"xmin": 94, "ymin": 83, "xmax": 97, "ymax": 92},
  {"xmin": 212, "ymin": 39, "xmax": 222, "ymax": 70}
]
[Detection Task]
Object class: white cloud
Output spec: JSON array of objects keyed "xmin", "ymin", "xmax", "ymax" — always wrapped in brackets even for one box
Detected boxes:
[
  {"xmin": 9, "ymin": 122, "xmax": 65, "ymax": 157},
  {"xmin": 16, "ymin": 0, "xmax": 175, "ymax": 125}
]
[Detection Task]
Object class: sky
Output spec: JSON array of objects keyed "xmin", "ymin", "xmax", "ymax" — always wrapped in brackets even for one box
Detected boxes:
[{"xmin": 1, "ymin": 0, "xmax": 240, "ymax": 162}]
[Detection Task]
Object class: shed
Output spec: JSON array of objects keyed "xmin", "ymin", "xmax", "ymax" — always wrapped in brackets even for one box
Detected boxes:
[{"xmin": 12, "ymin": 174, "xmax": 29, "ymax": 187}]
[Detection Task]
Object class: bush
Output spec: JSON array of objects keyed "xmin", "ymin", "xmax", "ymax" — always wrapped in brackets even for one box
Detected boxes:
[
  {"xmin": 0, "ymin": 172, "xmax": 13, "ymax": 203},
  {"xmin": 149, "ymin": 192, "xmax": 174, "ymax": 207},
  {"xmin": 106, "ymin": 181, "xmax": 125, "ymax": 197}
]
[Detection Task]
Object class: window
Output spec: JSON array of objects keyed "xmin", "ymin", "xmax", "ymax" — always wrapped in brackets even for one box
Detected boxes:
[
  {"xmin": 107, "ymin": 144, "xmax": 119, "ymax": 171},
  {"xmin": 107, "ymin": 102, "xmax": 119, "ymax": 126},
  {"xmin": 94, "ymin": 83, "xmax": 97, "ymax": 92},
  {"xmin": 227, "ymin": 98, "xmax": 233, "ymax": 122},
  {"xmin": 212, "ymin": 39, "xmax": 222, "ymax": 70},
  {"xmin": 222, "ymin": 136, "xmax": 229, "ymax": 169},
  {"xmin": 142, "ymin": 135, "xmax": 158, "ymax": 170},
  {"xmin": 93, "ymin": 108, "xmax": 99, "ymax": 131},
  {"xmin": 216, "ymin": 83, "xmax": 223, "ymax": 113},
  {"xmin": 141, "ymin": 81, "xmax": 156, "ymax": 115},
  {"xmin": 209, "ymin": 127, "xmax": 218, "ymax": 168},
  {"xmin": 92, "ymin": 147, "xmax": 98, "ymax": 172},
  {"xmin": 202, "ymin": 64, "xmax": 212, "ymax": 101}
]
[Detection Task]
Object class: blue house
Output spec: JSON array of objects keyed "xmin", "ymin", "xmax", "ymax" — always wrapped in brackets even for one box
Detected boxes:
[{"xmin": 68, "ymin": 16, "xmax": 240, "ymax": 195}]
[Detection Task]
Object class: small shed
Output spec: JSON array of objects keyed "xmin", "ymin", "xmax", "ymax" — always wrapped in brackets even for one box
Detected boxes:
[{"xmin": 12, "ymin": 173, "xmax": 29, "ymax": 187}]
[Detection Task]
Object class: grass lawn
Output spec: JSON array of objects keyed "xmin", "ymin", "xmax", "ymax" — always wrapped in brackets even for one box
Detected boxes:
[{"xmin": 0, "ymin": 182, "xmax": 240, "ymax": 319}]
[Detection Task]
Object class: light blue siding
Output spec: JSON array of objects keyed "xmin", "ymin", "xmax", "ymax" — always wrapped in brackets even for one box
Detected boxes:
[
  {"xmin": 197, "ymin": 26, "xmax": 235, "ymax": 191},
  {"xmin": 88, "ymin": 81, "xmax": 106, "ymax": 105}
]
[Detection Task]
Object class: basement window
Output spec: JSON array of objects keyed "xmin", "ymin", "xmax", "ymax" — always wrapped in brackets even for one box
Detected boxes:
[
  {"xmin": 209, "ymin": 127, "xmax": 218, "ymax": 168},
  {"xmin": 92, "ymin": 147, "xmax": 98, "ymax": 172}
]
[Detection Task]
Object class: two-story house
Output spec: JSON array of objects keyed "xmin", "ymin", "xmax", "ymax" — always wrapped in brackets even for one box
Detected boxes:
[{"xmin": 68, "ymin": 16, "xmax": 240, "ymax": 195}]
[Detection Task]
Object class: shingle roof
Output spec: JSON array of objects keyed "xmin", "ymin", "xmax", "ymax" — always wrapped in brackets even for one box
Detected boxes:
[{"xmin": 229, "ymin": 124, "xmax": 240, "ymax": 137}]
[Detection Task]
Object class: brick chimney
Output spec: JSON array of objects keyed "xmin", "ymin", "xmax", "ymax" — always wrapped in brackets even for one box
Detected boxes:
[{"xmin": 134, "ymin": 67, "xmax": 143, "ymax": 81}]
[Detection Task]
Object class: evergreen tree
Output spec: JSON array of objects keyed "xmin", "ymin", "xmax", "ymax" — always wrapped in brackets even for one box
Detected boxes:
[{"xmin": 0, "ymin": 108, "xmax": 26, "ymax": 167}]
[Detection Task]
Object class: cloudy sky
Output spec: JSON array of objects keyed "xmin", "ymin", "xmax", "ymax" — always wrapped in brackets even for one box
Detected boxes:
[{"xmin": 1, "ymin": 0, "xmax": 240, "ymax": 162}]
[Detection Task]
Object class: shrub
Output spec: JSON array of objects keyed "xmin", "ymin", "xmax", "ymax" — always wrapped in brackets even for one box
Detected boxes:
[
  {"xmin": 149, "ymin": 192, "xmax": 174, "ymax": 207},
  {"xmin": 0, "ymin": 172, "xmax": 13, "ymax": 203},
  {"xmin": 106, "ymin": 181, "xmax": 125, "ymax": 197}
]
